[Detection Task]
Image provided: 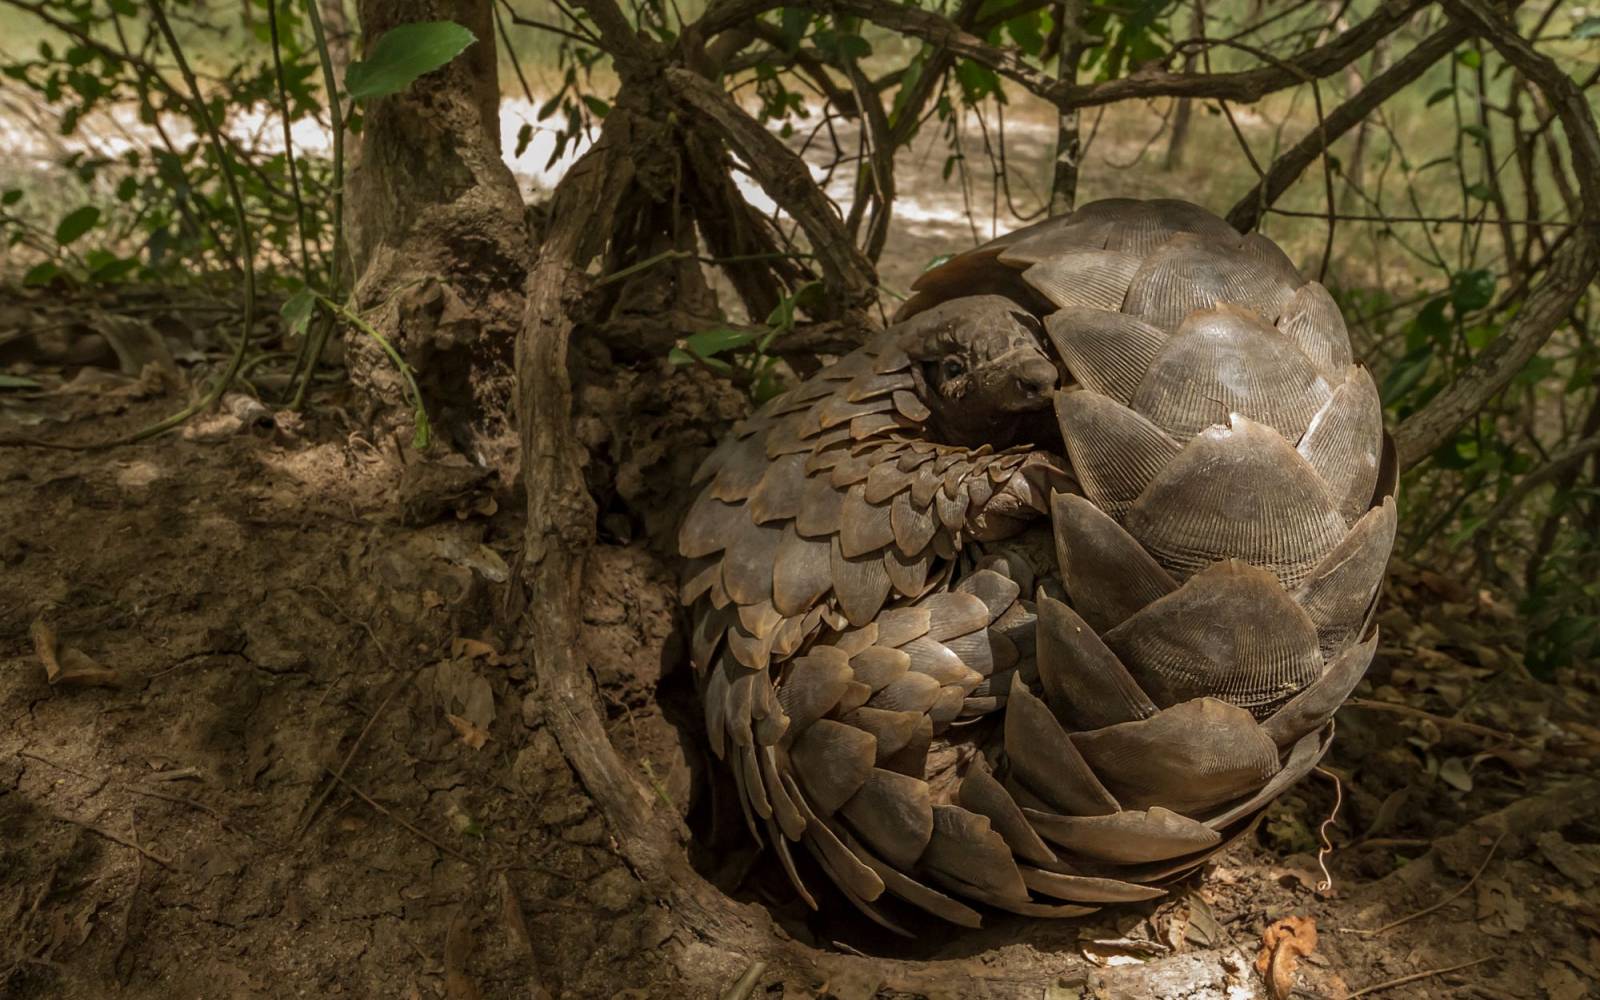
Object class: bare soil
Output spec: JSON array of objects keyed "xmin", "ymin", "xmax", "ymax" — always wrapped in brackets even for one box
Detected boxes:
[{"xmin": 3, "ymin": 289, "xmax": 1599, "ymax": 999}]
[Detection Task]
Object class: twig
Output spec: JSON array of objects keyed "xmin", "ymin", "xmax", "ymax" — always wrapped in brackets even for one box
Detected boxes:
[
  {"xmin": 55, "ymin": 812, "xmax": 174, "ymax": 869},
  {"xmin": 1341, "ymin": 832, "xmax": 1505, "ymax": 936},
  {"xmin": 721, "ymin": 959, "xmax": 767, "ymax": 1000},
  {"xmin": 124, "ymin": 784, "xmax": 273, "ymax": 846},
  {"xmin": 290, "ymin": 0, "xmax": 347, "ymax": 411},
  {"xmin": 323, "ymin": 769, "xmax": 472, "ymax": 863},
  {"xmin": 1344, "ymin": 958, "xmax": 1492, "ymax": 998},
  {"xmin": 131, "ymin": 0, "xmax": 257, "ymax": 443},
  {"xmin": 17, "ymin": 749, "xmax": 90, "ymax": 780},
  {"xmin": 1343, "ymin": 698, "xmax": 1530, "ymax": 746},
  {"xmin": 1313, "ymin": 759, "xmax": 1341, "ymax": 893},
  {"xmin": 111, "ymin": 820, "xmax": 146, "ymax": 986},
  {"xmin": 295, "ymin": 667, "xmax": 416, "ymax": 838},
  {"xmin": 1264, "ymin": 207, "xmax": 1571, "ymax": 226}
]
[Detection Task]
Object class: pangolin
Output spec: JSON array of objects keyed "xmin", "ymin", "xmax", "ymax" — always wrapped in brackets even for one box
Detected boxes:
[{"xmin": 679, "ymin": 198, "xmax": 1396, "ymax": 931}]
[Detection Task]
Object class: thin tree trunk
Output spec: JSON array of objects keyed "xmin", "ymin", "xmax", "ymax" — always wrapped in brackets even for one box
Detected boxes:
[
  {"xmin": 321, "ymin": 0, "xmax": 352, "ymax": 78},
  {"xmin": 1340, "ymin": 35, "xmax": 1388, "ymax": 209},
  {"xmin": 1164, "ymin": 6, "xmax": 1203, "ymax": 171},
  {"xmin": 1049, "ymin": 0, "xmax": 1087, "ymax": 214},
  {"xmin": 345, "ymin": 0, "xmax": 532, "ymax": 471}
]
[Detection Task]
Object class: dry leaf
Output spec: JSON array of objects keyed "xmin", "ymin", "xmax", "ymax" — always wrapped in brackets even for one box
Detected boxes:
[
  {"xmin": 1537, "ymin": 832, "xmax": 1600, "ymax": 889},
  {"xmin": 443, "ymin": 909, "xmax": 481, "ymax": 1000},
  {"xmin": 32, "ymin": 619, "xmax": 61, "ymax": 679},
  {"xmin": 32, "ymin": 620, "xmax": 120, "ymax": 688},
  {"xmin": 1185, "ymin": 897, "xmax": 1223, "ymax": 948},
  {"xmin": 446, "ymin": 713, "xmax": 491, "ymax": 750},
  {"xmin": 452, "ymin": 638, "xmax": 498, "ymax": 660},
  {"xmin": 1541, "ymin": 966, "xmax": 1588, "ymax": 1000},
  {"xmin": 1255, "ymin": 916, "xmax": 1317, "ymax": 1000},
  {"xmin": 432, "ymin": 660, "xmax": 495, "ymax": 747},
  {"xmin": 1438, "ymin": 756, "xmax": 1473, "ymax": 792}
]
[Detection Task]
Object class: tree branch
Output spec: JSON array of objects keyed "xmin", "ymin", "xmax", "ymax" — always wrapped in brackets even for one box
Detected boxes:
[
  {"xmin": 1393, "ymin": 0, "xmax": 1600, "ymax": 468},
  {"xmin": 665, "ymin": 67, "xmax": 877, "ymax": 312},
  {"xmin": 1227, "ymin": 21, "xmax": 1470, "ymax": 232},
  {"xmin": 695, "ymin": 0, "xmax": 1424, "ymax": 110},
  {"xmin": 1394, "ymin": 233, "xmax": 1600, "ymax": 469}
]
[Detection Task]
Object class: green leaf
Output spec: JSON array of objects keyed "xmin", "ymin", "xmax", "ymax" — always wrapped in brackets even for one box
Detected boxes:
[
  {"xmin": 1450, "ymin": 268, "xmax": 1495, "ymax": 312},
  {"xmin": 515, "ymin": 123, "xmax": 533, "ymax": 157},
  {"xmin": 814, "ymin": 29, "xmax": 871, "ymax": 61},
  {"xmin": 1455, "ymin": 48, "xmax": 1481, "ymax": 69},
  {"xmin": 1381, "ymin": 346, "xmax": 1433, "ymax": 403},
  {"xmin": 779, "ymin": 7, "xmax": 811, "ymax": 50},
  {"xmin": 1004, "ymin": 9, "xmax": 1045, "ymax": 54},
  {"xmin": 1576, "ymin": 15, "xmax": 1600, "ymax": 38},
  {"xmin": 0, "ymin": 374, "xmax": 43, "ymax": 389},
  {"xmin": 1462, "ymin": 124, "xmax": 1488, "ymax": 142},
  {"xmin": 23, "ymin": 262, "xmax": 62, "ymax": 286},
  {"xmin": 581, "ymin": 95, "xmax": 610, "ymax": 118},
  {"xmin": 54, "ymin": 205, "xmax": 99, "ymax": 245},
  {"xmin": 1425, "ymin": 87, "xmax": 1453, "ymax": 107},
  {"xmin": 1464, "ymin": 323, "xmax": 1498, "ymax": 349},
  {"xmin": 281, "ymin": 288, "xmax": 317, "ymax": 338},
  {"xmin": 1, "ymin": 188, "xmax": 20, "ymax": 206},
  {"xmin": 1464, "ymin": 182, "xmax": 1494, "ymax": 200},
  {"xmin": 954, "ymin": 59, "xmax": 1001, "ymax": 103},
  {"xmin": 344, "ymin": 21, "xmax": 476, "ymax": 103},
  {"xmin": 685, "ymin": 326, "xmax": 759, "ymax": 358},
  {"xmin": 89, "ymin": 256, "xmax": 139, "ymax": 283},
  {"xmin": 1513, "ymin": 354, "xmax": 1555, "ymax": 387}
]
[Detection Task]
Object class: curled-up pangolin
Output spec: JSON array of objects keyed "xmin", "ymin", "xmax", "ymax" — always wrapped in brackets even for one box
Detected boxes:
[{"xmin": 679, "ymin": 198, "xmax": 1397, "ymax": 931}]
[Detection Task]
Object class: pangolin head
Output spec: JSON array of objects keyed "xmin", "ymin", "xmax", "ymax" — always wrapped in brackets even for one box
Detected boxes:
[{"xmin": 894, "ymin": 294, "xmax": 1060, "ymax": 446}]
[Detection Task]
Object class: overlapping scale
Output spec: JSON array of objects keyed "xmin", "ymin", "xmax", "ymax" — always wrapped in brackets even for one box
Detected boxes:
[
  {"xmin": 1277, "ymin": 281, "xmax": 1354, "ymax": 377},
  {"xmin": 1130, "ymin": 305, "xmax": 1331, "ymax": 442},
  {"xmin": 1122, "ymin": 417, "xmax": 1347, "ymax": 587},
  {"xmin": 1123, "ymin": 233, "xmax": 1299, "ymax": 330},
  {"xmin": 683, "ymin": 197, "xmax": 1395, "ymax": 929},
  {"xmin": 1103, "ymin": 561, "xmax": 1324, "ymax": 714},
  {"xmin": 1298, "ymin": 367, "xmax": 1384, "ymax": 526}
]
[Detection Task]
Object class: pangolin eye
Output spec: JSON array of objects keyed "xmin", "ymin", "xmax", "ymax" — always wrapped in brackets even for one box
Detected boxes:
[{"xmin": 942, "ymin": 357, "xmax": 966, "ymax": 380}]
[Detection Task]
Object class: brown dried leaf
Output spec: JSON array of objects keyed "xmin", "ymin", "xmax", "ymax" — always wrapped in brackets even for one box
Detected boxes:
[
  {"xmin": 452, "ymin": 638, "xmax": 499, "ymax": 660},
  {"xmin": 1254, "ymin": 915, "xmax": 1317, "ymax": 1000},
  {"xmin": 446, "ymin": 714, "xmax": 491, "ymax": 750},
  {"xmin": 1475, "ymin": 877, "xmax": 1528, "ymax": 937},
  {"xmin": 32, "ymin": 620, "xmax": 120, "ymax": 688},
  {"xmin": 1185, "ymin": 897, "xmax": 1222, "ymax": 948},
  {"xmin": 1537, "ymin": 832, "xmax": 1600, "ymax": 889},
  {"xmin": 443, "ymin": 909, "xmax": 481, "ymax": 1000},
  {"xmin": 31, "ymin": 619, "xmax": 61, "ymax": 680}
]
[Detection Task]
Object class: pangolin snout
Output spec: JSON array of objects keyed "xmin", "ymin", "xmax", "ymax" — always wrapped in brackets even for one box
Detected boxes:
[{"xmin": 1012, "ymin": 356, "xmax": 1060, "ymax": 403}]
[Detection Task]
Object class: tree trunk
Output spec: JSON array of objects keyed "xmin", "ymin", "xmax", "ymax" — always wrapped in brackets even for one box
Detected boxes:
[
  {"xmin": 1049, "ymin": 0, "xmax": 1087, "ymax": 214},
  {"xmin": 1163, "ymin": 6, "xmax": 1203, "ymax": 171},
  {"xmin": 346, "ymin": 0, "xmax": 531, "ymax": 472}
]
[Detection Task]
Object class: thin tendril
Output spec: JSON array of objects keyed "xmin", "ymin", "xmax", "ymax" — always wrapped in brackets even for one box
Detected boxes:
[{"xmin": 1313, "ymin": 727, "xmax": 1341, "ymax": 894}]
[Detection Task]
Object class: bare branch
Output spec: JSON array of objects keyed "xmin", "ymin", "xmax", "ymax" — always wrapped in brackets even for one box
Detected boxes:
[
  {"xmin": 1395, "ymin": 233, "xmax": 1600, "ymax": 469},
  {"xmin": 666, "ymin": 67, "xmax": 877, "ymax": 311},
  {"xmin": 1228, "ymin": 22, "xmax": 1470, "ymax": 232},
  {"xmin": 1393, "ymin": 0, "xmax": 1600, "ymax": 468},
  {"xmin": 695, "ymin": 0, "xmax": 1425, "ymax": 110}
]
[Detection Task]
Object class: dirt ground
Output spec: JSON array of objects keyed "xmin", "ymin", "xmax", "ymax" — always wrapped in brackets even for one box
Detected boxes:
[{"xmin": 3, "ymin": 286, "xmax": 1600, "ymax": 1000}]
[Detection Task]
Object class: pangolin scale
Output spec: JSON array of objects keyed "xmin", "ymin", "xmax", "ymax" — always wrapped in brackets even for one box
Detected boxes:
[{"xmin": 678, "ymin": 197, "xmax": 1396, "ymax": 931}]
